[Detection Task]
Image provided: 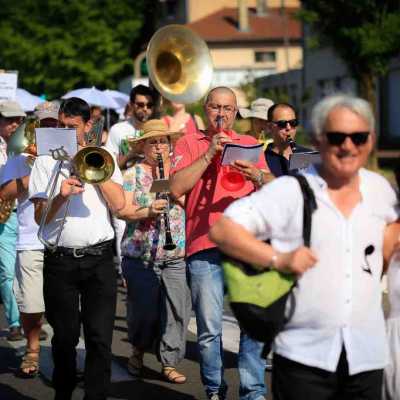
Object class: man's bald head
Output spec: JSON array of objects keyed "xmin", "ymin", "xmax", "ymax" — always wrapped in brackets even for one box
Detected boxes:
[{"xmin": 205, "ymin": 86, "xmax": 237, "ymax": 107}]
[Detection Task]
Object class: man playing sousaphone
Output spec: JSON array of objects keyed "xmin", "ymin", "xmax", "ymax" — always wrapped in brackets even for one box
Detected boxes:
[{"xmin": 116, "ymin": 119, "xmax": 191, "ymax": 384}]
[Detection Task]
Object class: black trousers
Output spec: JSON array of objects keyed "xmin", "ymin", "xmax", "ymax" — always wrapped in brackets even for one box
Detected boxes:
[
  {"xmin": 43, "ymin": 247, "xmax": 117, "ymax": 400},
  {"xmin": 272, "ymin": 349, "xmax": 383, "ymax": 400}
]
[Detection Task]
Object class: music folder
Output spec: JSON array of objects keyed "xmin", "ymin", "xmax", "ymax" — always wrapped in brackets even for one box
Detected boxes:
[
  {"xmin": 150, "ymin": 179, "xmax": 170, "ymax": 193},
  {"xmin": 289, "ymin": 151, "xmax": 321, "ymax": 170}
]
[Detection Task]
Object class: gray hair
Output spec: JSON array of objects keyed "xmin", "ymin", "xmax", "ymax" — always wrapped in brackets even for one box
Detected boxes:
[{"xmin": 310, "ymin": 93, "xmax": 375, "ymax": 139}]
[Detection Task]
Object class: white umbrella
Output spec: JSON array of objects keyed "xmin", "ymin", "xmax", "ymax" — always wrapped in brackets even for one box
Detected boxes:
[
  {"xmin": 103, "ymin": 89, "xmax": 129, "ymax": 109},
  {"xmin": 62, "ymin": 86, "xmax": 119, "ymax": 109},
  {"xmin": 16, "ymin": 88, "xmax": 45, "ymax": 112}
]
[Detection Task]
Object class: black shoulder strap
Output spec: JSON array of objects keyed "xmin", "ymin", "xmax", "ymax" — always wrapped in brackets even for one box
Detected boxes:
[{"xmin": 291, "ymin": 174, "xmax": 317, "ymax": 247}]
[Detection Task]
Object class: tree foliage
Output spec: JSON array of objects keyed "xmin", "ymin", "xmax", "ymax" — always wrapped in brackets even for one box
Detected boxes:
[
  {"xmin": 298, "ymin": 0, "xmax": 400, "ymax": 107},
  {"xmin": 0, "ymin": 0, "xmax": 150, "ymax": 98}
]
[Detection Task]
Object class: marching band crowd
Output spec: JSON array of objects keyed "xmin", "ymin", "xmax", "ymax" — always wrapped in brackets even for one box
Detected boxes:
[{"xmin": 0, "ymin": 82, "xmax": 399, "ymax": 400}]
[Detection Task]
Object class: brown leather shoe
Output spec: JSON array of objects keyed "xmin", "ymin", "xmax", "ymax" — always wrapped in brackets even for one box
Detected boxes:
[{"xmin": 7, "ymin": 326, "xmax": 24, "ymax": 341}]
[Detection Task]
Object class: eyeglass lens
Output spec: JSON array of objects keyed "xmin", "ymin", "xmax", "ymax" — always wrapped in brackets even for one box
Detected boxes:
[
  {"xmin": 325, "ymin": 131, "xmax": 370, "ymax": 146},
  {"xmin": 273, "ymin": 119, "xmax": 298, "ymax": 129}
]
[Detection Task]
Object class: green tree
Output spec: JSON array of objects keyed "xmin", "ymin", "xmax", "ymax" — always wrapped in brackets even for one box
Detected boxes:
[
  {"xmin": 298, "ymin": 0, "xmax": 400, "ymax": 111},
  {"xmin": 0, "ymin": 0, "xmax": 151, "ymax": 98}
]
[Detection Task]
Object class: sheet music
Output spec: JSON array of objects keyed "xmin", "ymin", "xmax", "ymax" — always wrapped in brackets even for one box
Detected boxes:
[
  {"xmin": 150, "ymin": 179, "xmax": 170, "ymax": 193},
  {"xmin": 35, "ymin": 128, "xmax": 78, "ymax": 158},
  {"xmin": 220, "ymin": 143, "xmax": 263, "ymax": 166},
  {"xmin": 289, "ymin": 151, "xmax": 321, "ymax": 170}
]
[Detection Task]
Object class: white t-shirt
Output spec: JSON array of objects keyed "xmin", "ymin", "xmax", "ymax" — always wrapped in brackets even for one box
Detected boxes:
[
  {"xmin": 105, "ymin": 119, "xmax": 138, "ymax": 156},
  {"xmin": 225, "ymin": 166, "xmax": 398, "ymax": 375},
  {"xmin": 29, "ymin": 152, "xmax": 123, "ymax": 248},
  {"xmin": 1, "ymin": 154, "xmax": 42, "ymax": 250}
]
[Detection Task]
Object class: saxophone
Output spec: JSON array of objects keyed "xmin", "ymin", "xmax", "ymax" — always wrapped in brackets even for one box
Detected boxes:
[
  {"xmin": 0, "ymin": 197, "xmax": 15, "ymax": 224},
  {"xmin": 0, "ymin": 118, "xmax": 39, "ymax": 224}
]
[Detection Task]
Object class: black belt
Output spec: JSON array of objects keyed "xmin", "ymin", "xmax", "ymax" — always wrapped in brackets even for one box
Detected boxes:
[{"xmin": 48, "ymin": 239, "xmax": 114, "ymax": 258}]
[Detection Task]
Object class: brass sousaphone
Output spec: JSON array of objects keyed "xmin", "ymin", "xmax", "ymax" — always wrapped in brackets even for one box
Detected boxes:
[{"xmin": 146, "ymin": 24, "xmax": 213, "ymax": 104}]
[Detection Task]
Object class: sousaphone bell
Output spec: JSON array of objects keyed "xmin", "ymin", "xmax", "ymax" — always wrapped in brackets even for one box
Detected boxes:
[{"xmin": 146, "ymin": 24, "xmax": 213, "ymax": 104}]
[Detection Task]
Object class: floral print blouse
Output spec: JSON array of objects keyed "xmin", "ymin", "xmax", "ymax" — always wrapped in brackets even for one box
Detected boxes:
[{"xmin": 121, "ymin": 163, "xmax": 185, "ymax": 263}]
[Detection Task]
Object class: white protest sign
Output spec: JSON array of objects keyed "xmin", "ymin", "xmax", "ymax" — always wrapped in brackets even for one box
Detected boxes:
[{"xmin": 0, "ymin": 71, "xmax": 18, "ymax": 101}]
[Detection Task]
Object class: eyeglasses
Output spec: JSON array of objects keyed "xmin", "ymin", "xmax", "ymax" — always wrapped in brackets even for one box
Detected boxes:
[
  {"xmin": 135, "ymin": 101, "xmax": 154, "ymax": 109},
  {"xmin": 271, "ymin": 119, "xmax": 298, "ymax": 129},
  {"xmin": 146, "ymin": 139, "xmax": 169, "ymax": 146},
  {"xmin": 207, "ymin": 104, "xmax": 236, "ymax": 114},
  {"xmin": 325, "ymin": 131, "xmax": 370, "ymax": 146}
]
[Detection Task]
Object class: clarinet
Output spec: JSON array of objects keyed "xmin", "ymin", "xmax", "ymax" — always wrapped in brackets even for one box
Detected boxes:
[
  {"xmin": 287, "ymin": 136, "xmax": 296, "ymax": 152},
  {"xmin": 156, "ymin": 153, "xmax": 176, "ymax": 251}
]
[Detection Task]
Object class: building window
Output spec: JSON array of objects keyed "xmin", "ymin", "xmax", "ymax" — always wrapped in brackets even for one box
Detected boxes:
[{"xmin": 254, "ymin": 51, "xmax": 276, "ymax": 63}]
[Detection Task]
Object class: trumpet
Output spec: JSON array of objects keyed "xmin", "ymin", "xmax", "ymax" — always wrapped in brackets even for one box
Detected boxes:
[
  {"xmin": 156, "ymin": 153, "xmax": 176, "ymax": 251},
  {"xmin": 37, "ymin": 118, "xmax": 115, "ymax": 250}
]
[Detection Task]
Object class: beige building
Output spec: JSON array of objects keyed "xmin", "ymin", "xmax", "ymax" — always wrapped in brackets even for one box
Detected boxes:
[
  {"xmin": 187, "ymin": 0, "xmax": 300, "ymax": 23},
  {"xmin": 184, "ymin": 0, "xmax": 302, "ymax": 102}
]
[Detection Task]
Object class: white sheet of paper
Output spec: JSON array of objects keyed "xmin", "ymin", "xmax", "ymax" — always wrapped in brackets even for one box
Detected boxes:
[
  {"xmin": 35, "ymin": 128, "xmax": 78, "ymax": 158},
  {"xmin": 0, "ymin": 72, "xmax": 17, "ymax": 101},
  {"xmin": 220, "ymin": 143, "xmax": 263, "ymax": 166},
  {"xmin": 289, "ymin": 151, "xmax": 321, "ymax": 170}
]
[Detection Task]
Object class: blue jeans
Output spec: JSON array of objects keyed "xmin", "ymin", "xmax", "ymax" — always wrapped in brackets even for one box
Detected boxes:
[
  {"xmin": 188, "ymin": 248, "xmax": 266, "ymax": 400},
  {"xmin": 239, "ymin": 332, "xmax": 267, "ymax": 400},
  {"xmin": 0, "ymin": 211, "xmax": 19, "ymax": 328}
]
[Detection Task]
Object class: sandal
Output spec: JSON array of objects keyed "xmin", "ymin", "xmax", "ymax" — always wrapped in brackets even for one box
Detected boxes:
[
  {"xmin": 162, "ymin": 366, "xmax": 187, "ymax": 384},
  {"xmin": 18, "ymin": 348, "xmax": 40, "ymax": 378}
]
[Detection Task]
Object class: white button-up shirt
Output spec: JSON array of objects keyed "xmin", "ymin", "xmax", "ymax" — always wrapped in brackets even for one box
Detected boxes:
[{"xmin": 224, "ymin": 166, "xmax": 398, "ymax": 375}]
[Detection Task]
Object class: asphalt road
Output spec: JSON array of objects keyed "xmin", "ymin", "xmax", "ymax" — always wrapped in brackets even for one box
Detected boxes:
[{"xmin": 0, "ymin": 284, "xmax": 272, "ymax": 400}]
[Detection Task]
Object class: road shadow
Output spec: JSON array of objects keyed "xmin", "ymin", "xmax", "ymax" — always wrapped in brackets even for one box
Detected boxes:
[
  {"xmin": 0, "ymin": 344, "xmax": 21, "ymax": 375},
  {"xmin": 110, "ymin": 354, "xmax": 196, "ymax": 400},
  {"xmin": 109, "ymin": 379, "xmax": 196, "ymax": 400},
  {"xmin": 0, "ymin": 384, "xmax": 36, "ymax": 400}
]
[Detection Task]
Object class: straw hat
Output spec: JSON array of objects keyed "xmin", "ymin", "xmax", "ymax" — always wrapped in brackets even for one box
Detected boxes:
[
  {"xmin": 127, "ymin": 119, "xmax": 183, "ymax": 154},
  {"xmin": 239, "ymin": 98, "xmax": 274, "ymax": 121}
]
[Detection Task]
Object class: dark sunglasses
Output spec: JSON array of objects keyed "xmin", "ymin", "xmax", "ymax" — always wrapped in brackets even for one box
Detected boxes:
[
  {"xmin": 135, "ymin": 101, "xmax": 154, "ymax": 109},
  {"xmin": 325, "ymin": 131, "xmax": 370, "ymax": 146},
  {"xmin": 271, "ymin": 119, "xmax": 298, "ymax": 129}
]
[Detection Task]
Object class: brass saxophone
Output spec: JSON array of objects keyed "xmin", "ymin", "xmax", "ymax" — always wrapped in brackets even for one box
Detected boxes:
[
  {"xmin": 0, "ymin": 197, "xmax": 15, "ymax": 224},
  {"xmin": 0, "ymin": 118, "xmax": 39, "ymax": 224}
]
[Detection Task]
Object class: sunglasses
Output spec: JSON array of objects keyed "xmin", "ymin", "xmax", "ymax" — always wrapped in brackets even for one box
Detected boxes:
[
  {"xmin": 325, "ymin": 131, "xmax": 370, "ymax": 146},
  {"xmin": 135, "ymin": 101, "xmax": 154, "ymax": 109},
  {"xmin": 271, "ymin": 119, "xmax": 298, "ymax": 129}
]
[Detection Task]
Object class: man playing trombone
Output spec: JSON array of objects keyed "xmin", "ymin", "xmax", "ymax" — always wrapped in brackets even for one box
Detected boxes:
[{"xmin": 29, "ymin": 97, "xmax": 125, "ymax": 400}]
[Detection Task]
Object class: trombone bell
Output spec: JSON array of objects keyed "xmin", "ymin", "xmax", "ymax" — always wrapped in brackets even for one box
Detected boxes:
[
  {"xmin": 73, "ymin": 146, "xmax": 115, "ymax": 184},
  {"xmin": 147, "ymin": 24, "xmax": 213, "ymax": 104}
]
